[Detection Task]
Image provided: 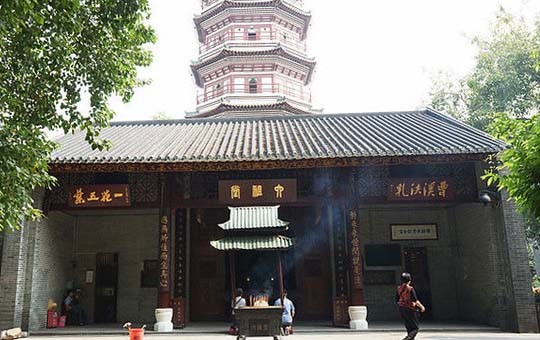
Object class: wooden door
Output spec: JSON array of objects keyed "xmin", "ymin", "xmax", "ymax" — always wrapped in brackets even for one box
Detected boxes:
[
  {"xmin": 94, "ymin": 253, "xmax": 118, "ymax": 323},
  {"xmin": 190, "ymin": 209, "xmax": 226, "ymax": 321},
  {"xmin": 293, "ymin": 207, "xmax": 332, "ymax": 320},
  {"xmin": 404, "ymin": 247, "xmax": 433, "ymax": 320}
]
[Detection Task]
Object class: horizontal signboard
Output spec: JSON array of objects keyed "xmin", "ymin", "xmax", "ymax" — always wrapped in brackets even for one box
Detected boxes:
[
  {"xmin": 388, "ymin": 178, "xmax": 454, "ymax": 201},
  {"xmin": 391, "ymin": 224, "xmax": 438, "ymax": 240},
  {"xmin": 219, "ymin": 179, "xmax": 297, "ymax": 205},
  {"xmin": 68, "ymin": 185, "xmax": 131, "ymax": 208}
]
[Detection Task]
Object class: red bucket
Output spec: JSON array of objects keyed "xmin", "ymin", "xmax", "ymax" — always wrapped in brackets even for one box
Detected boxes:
[
  {"xmin": 129, "ymin": 328, "xmax": 144, "ymax": 340},
  {"xmin": 57, "ymin": 316, "xmax": 66, "ymax": 328}
]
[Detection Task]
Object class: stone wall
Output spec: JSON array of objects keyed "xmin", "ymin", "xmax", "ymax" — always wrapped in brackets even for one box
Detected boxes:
[
  {"xmin": 25, "ymin": 212, "xmax": 75, "ymax": 331},
  {"xmin": 497, "ymin": 194, "xmax": 539, "ymax": 332},
  {"xmin": 73, "ymin": 210, "xmax": 159, "ymax": 324},
  {"xmin": 453, "ymin": 203, "xmax": 501, "ymax": 327},
  {"xmin": 0, "ymin": 227, "xmax": 30, "ymax": 330},
  {"xmin": 359, "ymin": 206, "xmax": 459, "ymax": 321}
]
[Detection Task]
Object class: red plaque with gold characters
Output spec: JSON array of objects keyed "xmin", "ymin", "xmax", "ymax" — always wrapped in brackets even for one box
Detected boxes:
[
  {"xmin": 388, "ymin": 178, "xmax": 454, "ymax": 201},
  {"xmin": 68, "ymin": 185, "xmax": 131, "ymax": 208},
  {"xmin": 218, "ymin": 179, "xmax": 297, "ymax": 204}
]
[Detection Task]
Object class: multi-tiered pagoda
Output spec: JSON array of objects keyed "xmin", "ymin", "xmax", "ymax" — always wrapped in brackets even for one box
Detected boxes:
[{"xmin": 189, "ymin": 0, "xmax": 317, "ymax": 118}]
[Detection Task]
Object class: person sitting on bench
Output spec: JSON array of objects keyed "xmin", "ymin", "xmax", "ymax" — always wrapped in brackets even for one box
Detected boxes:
[{"xmin": 63, "ymin": 289, "xmax": 87, "ymax": 325}]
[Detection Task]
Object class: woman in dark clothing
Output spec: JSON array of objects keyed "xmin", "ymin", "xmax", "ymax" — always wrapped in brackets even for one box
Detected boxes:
[{"xmin": 396, "ymin": 272, "xmax": 426, "ymax": 340}]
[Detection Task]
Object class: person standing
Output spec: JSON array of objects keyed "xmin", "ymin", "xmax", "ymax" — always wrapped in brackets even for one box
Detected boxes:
[
  {"xmin": 230, "ymin": 288, "xmax": 246, "ymax": 334},
  {"xmin": 274, "ymin": 290, "xmax": 295, "ymax": 335},
  {"xmin": 396, "ymin": 272, "xmax": 425, "ymax": 340}
]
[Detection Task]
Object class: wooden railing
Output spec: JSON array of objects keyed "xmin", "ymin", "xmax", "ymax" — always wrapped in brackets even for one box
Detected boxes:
[
  {"xmin": 200, "ymin": 30, "xmax": 306, "ymax": 54},
  {"xmin": 197, "ymin": 83, "xmax": 311, "ymax": 104}
]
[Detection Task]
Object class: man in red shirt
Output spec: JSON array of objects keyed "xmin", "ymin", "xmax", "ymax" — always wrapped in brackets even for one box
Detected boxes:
[{"xmin": 396, "ymin": 273, "xmax": 426, "ymax": 340}]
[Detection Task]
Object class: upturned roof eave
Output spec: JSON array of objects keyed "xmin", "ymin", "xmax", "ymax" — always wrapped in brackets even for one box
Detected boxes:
[
  {"xmin": 190, "ymin": 47, "xmax": 316, "ymax": 87},
  {"xmin": 194, "ymin": 0, "xmax": 312, "ymax": 43}
]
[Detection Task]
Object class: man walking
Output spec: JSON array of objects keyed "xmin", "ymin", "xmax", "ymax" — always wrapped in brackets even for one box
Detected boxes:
[{"xmin": 274, "ymin": 290, "xmax": 295, "ymax": 335}]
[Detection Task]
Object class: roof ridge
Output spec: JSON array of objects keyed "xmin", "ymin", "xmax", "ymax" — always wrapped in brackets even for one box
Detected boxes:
[{"xmin": 109, "ymin": 110, "xmax": 428, "ymax": 127}]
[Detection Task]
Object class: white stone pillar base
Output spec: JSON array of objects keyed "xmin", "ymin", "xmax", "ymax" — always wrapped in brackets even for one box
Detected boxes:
[
  {"xmin": 349, "ymin": 319, "xmax": 369, "ymax": 330},
  {"xmin": 348, "ymin": 306, "xmax": 369, "ymax": 330},
  {"xmin": 154, "ymin": 308, "xmax": 173, "ymax": 332},
  {"xmin": 154, "ymin": 322, "xmax": 173, "ymax": 332}
]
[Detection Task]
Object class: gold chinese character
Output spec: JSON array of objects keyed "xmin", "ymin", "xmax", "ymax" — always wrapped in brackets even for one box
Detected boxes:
[
  {"xmin": 73, "ymin": 188, "xmax": 85, "ymax": 205},
  {"xmin": 274, "ymin": 184, "xmax": 284, "ymax": 198},
  {"xmin": 160, "ymin": 234, "xmax": 168, "ymax": 243},
  {"xmin": 423, "ymin": 182, "xmax": 436, "ymax": 197},
  {"xmin": 411, "ymin": 184, "xmax": 422, "ymax": 196},
  {"xmin": 252, "ymin": 185, "xmax": 263, "ymax": 198},
  {"xmin": 437, "ymin": 180, "xmax": 449, "ymax": 198},
  {"xmin": 395, "ymin": 183, "xmax": 409, "ymax": 197},
  {"xmin": 160, "ymin": 216, "xmax": 168, "ymax": 225},
  {"xmin": 231, "ymin": 185, "xmax": 241, "ymax": 199},
  {"xmin": 160, "ymin": 243, "xmax": 167, "ymax": 252},
  {"xmin": 100, "ymin": 190, "xmax": 112, "ymax": 202},
  {"xmin": 113, "ymin": 193, "xmax": 124, "ymax": 198},
  {"xmin": 87, "ymin": 191, "xmax": 99, "ymax": 201}
]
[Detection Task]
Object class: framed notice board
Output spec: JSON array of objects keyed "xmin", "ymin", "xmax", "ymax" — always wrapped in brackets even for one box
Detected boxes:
[{"xmin": 365, "ymin": 244, "xmax": 402, "ymax": 267}]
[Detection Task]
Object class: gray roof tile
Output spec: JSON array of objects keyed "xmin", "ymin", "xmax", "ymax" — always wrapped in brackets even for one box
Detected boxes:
[{"xmin": 51, "ymin": 109, "xmax": 506, "ymax": 164}]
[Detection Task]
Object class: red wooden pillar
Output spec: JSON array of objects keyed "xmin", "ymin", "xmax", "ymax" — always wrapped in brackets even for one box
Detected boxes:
[
  {"xmin": 278, "ymin": 251, "xmax": 284, "ymax": 305},
  {"xmin": 158, "ymin": 213, "xmax": 171, "ymax": 307},
  {"xmin": 349, "ymin": 210, "xmax": 364, "ymax": 306},
  {"xmin": 158, "ymin": 176, "xmax": 171, "ymax": 308}
]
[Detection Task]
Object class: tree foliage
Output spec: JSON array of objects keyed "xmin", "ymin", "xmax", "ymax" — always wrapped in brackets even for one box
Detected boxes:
[
  {"xmin": 428, "ymin": 8, "xmax": 540, "ymax": 131},
  {"xmin": 0, "ymin": 0, "xmax": 155, "ymax": 231},
  {"xmin": 485, "ymin": 113, "xmax": 540, "ymax": 219},
  {"xmin": 427, "ymin": 8, "xmax": 540, "ymax": 241}
]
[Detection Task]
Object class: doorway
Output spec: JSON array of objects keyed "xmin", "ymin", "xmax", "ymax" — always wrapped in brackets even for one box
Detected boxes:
[
  {"xmin": 403, "ymin": 247, "xmax": 433, "ymax": 320},
  {"xmin": 94, "ymin": 253, "xmax": 118, "ymax": 323}
]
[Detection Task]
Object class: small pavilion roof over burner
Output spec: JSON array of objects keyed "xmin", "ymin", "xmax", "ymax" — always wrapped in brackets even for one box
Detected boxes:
[
  {"xmin": 211, "ymin": 205, "xmax": 294, "ymax": 251},
  {"xmin": 218, "ymin": 206, "xmax": 289, "ymax": 231},
  {"xmin": 210, "ymin": 235, "xmax": 294, "ymax": 251}
]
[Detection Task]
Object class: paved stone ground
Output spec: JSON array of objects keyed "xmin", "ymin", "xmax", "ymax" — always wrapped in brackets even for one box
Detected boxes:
[{"xmin": 26, "ymin": 333, "xmax": 540, "ymax": 340}]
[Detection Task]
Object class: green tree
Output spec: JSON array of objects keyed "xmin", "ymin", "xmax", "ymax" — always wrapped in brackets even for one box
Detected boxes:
[
  {"xmin": 428, "ymin": 8, "xmax": 540, "ymax": 131},
  {"xmin": 485, "ymin": 113, "xmax": 540, "ymax": 220},
  {"xmin": 427, "ymin": 71, "xmax": 469, "ymax": 122},
  {"xmin": 0, "ymin": 0, "xmax": 155, "ymax": 231},
  {"xmin": 427, "ymin": 8, "xmax": 540, "ymax": 243}
]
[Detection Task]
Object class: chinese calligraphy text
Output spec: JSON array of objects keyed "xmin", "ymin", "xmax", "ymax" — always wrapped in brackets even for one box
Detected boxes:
[
  {"xmin": 388, "ymin": 178, "xmax": 454, "ymax": 201},
  {"xmin": 219, "ymin": 179, "xmax": 297, "ymax": 204},
  {"xmin": 391, "ymin": 224, "xmax": 438, "ymax": 240},
  {"xmin": 68, "ymin": 185, "xmax": 131, "ymax": 208}
]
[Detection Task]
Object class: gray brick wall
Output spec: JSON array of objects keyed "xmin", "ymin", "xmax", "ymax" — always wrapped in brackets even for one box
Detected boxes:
[
  {"xmin": 0, "ymin": 226, "xmax": 30, "ymax": 330},
  {"xmin": 497, "ymin": 193, "xmax": 539, "ymax": 332},
  {"xmin": 454, "ymin": 203, "xmax": 502, "ymax": 326},
  {"xmin": 358, "ymin": 206, "xmax": 459, "ymax": 321},
  {"xmin": 73, "ymin": 210, "xmax": 159, "ymax": 324},
  {"xmin": 25, "ymin": 212, "xmax": 75, "ymax": 331}
]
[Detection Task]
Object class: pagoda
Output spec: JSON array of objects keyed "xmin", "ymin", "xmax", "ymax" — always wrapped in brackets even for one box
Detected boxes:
[{"xmin": 189, "ymin": 0, "xmax": 318, "ymax": 118}]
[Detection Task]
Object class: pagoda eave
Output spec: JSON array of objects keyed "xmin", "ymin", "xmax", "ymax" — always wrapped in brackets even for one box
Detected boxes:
[
  {"xmin": 190, "ymin": 47, "xmax": 316, "ymax": 87},
  {"xmin": 194, "ymin": 0, "xmax": 311, "ymax": 43}
]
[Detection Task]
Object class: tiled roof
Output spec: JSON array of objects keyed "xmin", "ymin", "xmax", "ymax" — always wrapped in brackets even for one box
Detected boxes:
[
  {"xmin": 191, "ymin": 47, "xmax": 316, "ymax": 87},
  {"xmin": 210, "ymin": 235, "xmax": 295, "ymax": 250},
  {"xmin": 218, "ymin": 206, "xmax": 289, "ymax": 230},
  {"xmin": 50, "ymin": 109, "xmax": 506, "ymax": 166},
  {"xmin": 195, "ymin": 0, "xmax": 311, "ymax": 42}
]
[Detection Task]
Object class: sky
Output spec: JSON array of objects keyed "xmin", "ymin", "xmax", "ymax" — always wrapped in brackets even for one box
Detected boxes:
[{"xmin": 109, "ymin": 0, "xmax": 540, "ymax": 122}]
